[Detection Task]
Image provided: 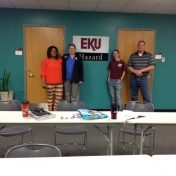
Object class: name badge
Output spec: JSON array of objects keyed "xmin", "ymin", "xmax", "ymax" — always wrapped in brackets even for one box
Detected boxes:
[{"xmin": 118, "ymin": 64, "xmax": 122, "ymax": 67}]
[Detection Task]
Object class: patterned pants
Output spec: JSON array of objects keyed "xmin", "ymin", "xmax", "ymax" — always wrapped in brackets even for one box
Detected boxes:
[{"xmin": 46, "ymin": 84, "xmax": 63, "ymax": 111}]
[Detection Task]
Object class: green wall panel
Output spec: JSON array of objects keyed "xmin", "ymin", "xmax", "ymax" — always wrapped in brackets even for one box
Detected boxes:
[{"xmin": 0, "ymin": 8, "xmax": 176, "ymax": 109}]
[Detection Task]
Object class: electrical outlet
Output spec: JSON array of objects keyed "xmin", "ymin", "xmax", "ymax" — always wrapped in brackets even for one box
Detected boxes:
[{"xmin": 161, "ymin": 57, "xmax": 165, "ymax": 62}]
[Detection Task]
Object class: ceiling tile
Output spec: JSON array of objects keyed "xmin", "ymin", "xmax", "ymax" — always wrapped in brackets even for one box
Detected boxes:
[
  {"xmin": 69, "ymin": 2, "xmax": 97, "ymax": 11},
  {"xmin": 99, "ymin": 0, "xmax": 131, "ymax": 3},
  {"xmin": 159, "ymin": 0, "xmax": 176, "ymax": 6},
  {"xmin": 96, "ymin": 3, "xmax": 126, "ymax": 12},
  {"xmin": 39, "ymin": 0, "xmax": 68, "ymax": 1},
  {"xmin": 121, "ymin": 4, "xmax": 153, "ymax": 13},
  {"xmin": 129, "ymin": 0, "xmax": 164, "ymax": 5},
  {"xmin": 9, "ymin": 0, "xmax": 41, "ymax": 8},
  {"xmin": 40, "ymin": 1, "xmax": 68, "ymax": 10},
  {"xmin": 69, "ymin": 0, "xmax": 98, "ymax": 2},
  {"xmin": 0, "ymin": 0, "xmax": 15, "ymax": 7},
  {"xmin": 0, "ymin": 0, "xmax": 176, "ymax": 14},
  {"xmin": 145, "ymin": 5, "xmax": 176, "ymax": 14},
  {"xmin": 170, "ymin": 10, "xmax": 176, "ymax": 14}
]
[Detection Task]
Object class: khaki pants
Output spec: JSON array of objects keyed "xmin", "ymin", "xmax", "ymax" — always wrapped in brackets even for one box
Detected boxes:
[{"xmin": 64, "ymin": 80, "xmax": 79, "ymax": 101}]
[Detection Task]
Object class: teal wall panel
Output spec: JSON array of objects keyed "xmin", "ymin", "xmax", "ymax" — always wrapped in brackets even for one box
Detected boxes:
[{"xmin": 0, "ymin": 8, "xmax": 176, "ymax": 109}]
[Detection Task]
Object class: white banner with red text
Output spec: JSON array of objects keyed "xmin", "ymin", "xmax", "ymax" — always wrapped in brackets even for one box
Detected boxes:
[{"xmin": 73, "ymin": 36, "xmax": 109, "ymax": 61}]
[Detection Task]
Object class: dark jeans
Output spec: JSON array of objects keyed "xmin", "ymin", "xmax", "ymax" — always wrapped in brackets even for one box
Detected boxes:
[{"xmin": 130, "ymin": 74, "xmax": 150, "ymax": 103}]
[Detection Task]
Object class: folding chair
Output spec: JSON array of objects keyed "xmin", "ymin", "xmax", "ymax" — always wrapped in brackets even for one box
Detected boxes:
[
  {"xmin": 118, "ymin": 101, "xmax": 155, "ymax": 155},
  {"xmin": 0, "ymin": 100, "xmax": 33, "ymax": 145},
  {"xmin": 55, "ymin": 100, "xmax": 87, "ymax": 155},
  {"xmin": 5, "ymin": 143, "xmax": 61, "ymax": 157}
]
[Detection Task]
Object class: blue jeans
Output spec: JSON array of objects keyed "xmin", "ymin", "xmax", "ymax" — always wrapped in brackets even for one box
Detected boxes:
[
  {"xmin": 108, "ymin": 79, "xmax": 122, "ymax": 111},
  {"xmin": 130, "ymin": 74, "xmax": 150, "ymax": 103}
]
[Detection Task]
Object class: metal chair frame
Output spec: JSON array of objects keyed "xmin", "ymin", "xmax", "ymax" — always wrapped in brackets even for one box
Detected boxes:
[
  {"xmin": 5, "ymin": 143, "xmax": 61, "ymax": 157},
  {"xmin": 0, "ymin": 100, "xmax": 33, "ymax": 145},
  {"xmin": 54, "ymin": 129, "xmax": 87, "ymax": 153},
  {"xmin": 55, "ymin": 100, "xmax": 87, "ymax": 155},
  {"xmin": 118, "ymin": 101, "xmax": 155, "ymax": 155}
]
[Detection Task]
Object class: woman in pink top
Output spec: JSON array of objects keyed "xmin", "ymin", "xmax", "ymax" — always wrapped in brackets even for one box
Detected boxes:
[{"xmin": 40, "ymin": 46, "xmax": 63, "ymax": 111}]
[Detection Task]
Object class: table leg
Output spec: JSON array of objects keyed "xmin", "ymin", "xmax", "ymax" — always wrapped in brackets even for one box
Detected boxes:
[
  {"xmin": 95, "ymin": 125, "xmax": 113, "ymax": 155},
  {"xmin": 140, "ymin": 126, "xmax": 144, "ymax": 154},
  {"xmin": 107, "ymin": 125, "xmax": 110, "ymax": 155},
  {"xmin": 133, "ymin": 124, "xmax": 137, "ymax": 155},
  {"xmin": 109, "ymin": 125, "xmax": 113, "ymax": 155}
]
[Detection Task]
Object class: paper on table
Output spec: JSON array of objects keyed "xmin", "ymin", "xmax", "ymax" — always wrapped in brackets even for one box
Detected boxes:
[
  {"xmin": 118, "ymin": 110, "xmax": 145, "ymax": 120},
  {"xmin": 118, "ymin": 110, "xmax": 136, "ymax": 119}
]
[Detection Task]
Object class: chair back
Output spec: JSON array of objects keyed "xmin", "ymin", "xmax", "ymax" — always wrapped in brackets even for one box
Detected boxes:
[
  {"xmin": 5, "ymin": 143, "xmax": 61, "ymax": 158},
  {"xmin": 29, "ymin": 103, "xmax": 48, "ymax": 110},
  {"xmin": 0, "ymin": 100, "xmax": 21, "ymax": 111},
  {"xmin": 126, "ymin": 101, "xmax": 154, "ymax": 112},
  {"xmin": 57, "ymin": 100, "xmax": 85, "ymax": 111}
]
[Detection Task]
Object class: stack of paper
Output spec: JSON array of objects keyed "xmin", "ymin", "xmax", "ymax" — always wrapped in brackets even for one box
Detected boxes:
[{"xmin": 118, "ymin": 110, "xmax": 145, "ymax": 120}]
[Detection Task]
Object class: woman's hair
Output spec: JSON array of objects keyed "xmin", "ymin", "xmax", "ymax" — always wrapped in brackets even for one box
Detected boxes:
[
  {"xmin": 47, "ymin": 46, "xmax": 58, "ymax": 59},
  {"xmin": 112, "ymin": 49, "xmax": 120, "ymax": 54},
  {"xmin": 68, "ymin": 43, "xmax": 76, "ymax": 49}
]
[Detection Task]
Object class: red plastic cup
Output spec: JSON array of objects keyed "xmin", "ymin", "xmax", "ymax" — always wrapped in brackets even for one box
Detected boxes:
[
  {"xmin": 22, "ymin": 100, "xmax": 29, "ymax": 117},
  {"xmin": 111, "ymin": 103, "xmax": 118, "ymax": 119}
]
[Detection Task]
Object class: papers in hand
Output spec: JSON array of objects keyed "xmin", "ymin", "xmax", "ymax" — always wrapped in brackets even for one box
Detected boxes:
[{"xmin": 119, "ymin": 110, "xmax": 145, "ymax": 123}]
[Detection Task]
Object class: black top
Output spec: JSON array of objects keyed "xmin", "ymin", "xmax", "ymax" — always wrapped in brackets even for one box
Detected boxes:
[{"xmin": 62, "ymin": 54, "xmax": 84, "ymax": 83}]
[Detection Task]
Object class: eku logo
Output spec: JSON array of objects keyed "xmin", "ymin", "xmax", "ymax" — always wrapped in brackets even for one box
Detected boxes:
[{"xmin": 81, "ymin": 38, "xmax": 101, "ymax": 51}]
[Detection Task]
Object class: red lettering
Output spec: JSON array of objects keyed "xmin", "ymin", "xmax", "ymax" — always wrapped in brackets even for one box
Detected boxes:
[
  {"xmin": 94, "ymin": 38, "xmax": 101, "ymax": 49},
  {"xmin": 81, "ymin": 38, "xmax": 87, "ymax": 49},
  {"xmin": 81, "ymin": 38, "xmax": 101, "ymax": 51},
  {"xmin": 88, "ymin": 38, "xmax": 95, "ymax": 51}
]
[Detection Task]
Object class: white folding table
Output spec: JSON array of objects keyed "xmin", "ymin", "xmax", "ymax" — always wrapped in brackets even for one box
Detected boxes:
[
  {"xmin": 1, "ymin": 111, "xmax": 176, "ymax": 155},
  {"xmin": 1, "ymin": 155, "xmax": 166, "ymax": 176},
  {"xmin": 152, "ymin": 155, "xmax": 176, "ymax": 176},
  {"xmin": 0, "ymin": 111, "xmax": 125, "ymax": 155},
  {"xmin": 126, "ymin": 112, "xmax": 176, "ymax": 154}
]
